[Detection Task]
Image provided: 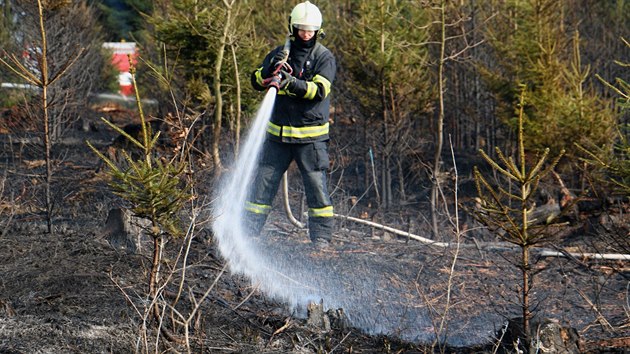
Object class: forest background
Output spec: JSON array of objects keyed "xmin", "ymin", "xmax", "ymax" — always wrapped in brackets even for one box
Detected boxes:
[
  {"xmin": 0, "ymin": 0, "xmax": 629, "ymax": 352},
  {"xmin": 1, "ymin": 0, "xmax": 628, "ymax": 221}
]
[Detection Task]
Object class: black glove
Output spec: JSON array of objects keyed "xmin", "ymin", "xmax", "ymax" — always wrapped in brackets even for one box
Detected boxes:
[
  {"xmin": 279, "ymin": 70, "xmax": 296, "ymax": 90},
  {"xmin": 261, "ymin": 51, "xmax": 287, "ymax": 78}
]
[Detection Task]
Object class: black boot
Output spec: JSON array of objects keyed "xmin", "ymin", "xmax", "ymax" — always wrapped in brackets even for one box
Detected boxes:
[
  {"xmin": 309, "ymin": 217, "xmax": 333, "ymax": 245},
  {"xmin": 243, "ymin": 212, "xmax": 267, "ymax": 237}
]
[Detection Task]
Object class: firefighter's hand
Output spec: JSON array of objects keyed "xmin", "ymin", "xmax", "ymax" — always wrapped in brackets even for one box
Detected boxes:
[
  {"xmin": 271, "ymin": 51, "xmax": 286, "ymax": 67},
  {"xmin": 262, "ymin": 52, "xmax": 287, "ymax": 78},
  {"xmin": 279, "ymin": 70, "xmax": 296, "ymax": 90}
]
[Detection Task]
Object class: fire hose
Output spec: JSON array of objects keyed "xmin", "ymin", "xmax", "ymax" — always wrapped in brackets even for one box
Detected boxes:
[
  {"xmin": 282, "ymin": 172, "xmax": 304, "ymax": 228},
  {"xmin": 263, "ymin": 38, "xmax": 292, "ymax": 91},
  {"xmin": 281, "ymin": 171, "xmax": 447, "ymax": 246},
  {"xmin": 280, "ymin": 175, "xmax": 448, "ymax": 247},
  {"xmin": 262, "ymin": 37, "xmax": 304, "ymax": 228},
  {"xmin": 281, "ymin": 182, "xmax": 630, "ymax": 257}
]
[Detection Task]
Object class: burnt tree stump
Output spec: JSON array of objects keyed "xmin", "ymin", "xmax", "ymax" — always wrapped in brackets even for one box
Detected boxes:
[
  {"xmin": 306, "ymin": 300, "xmax": 349, "ymax": 333},
  {"xmin": 102, "ymin": 208, "xmax": 151, "ymax": 254},
  {"xmin": 535, "ymin": 319, "xmax": 580, "ymax": 354},
  {"xmin": 307, "ymin": 300, "xmax": 331, "ymax": 332},
  {"xmin": 500, "ymin": 317, "xmax": 580, "ymax": 354}
]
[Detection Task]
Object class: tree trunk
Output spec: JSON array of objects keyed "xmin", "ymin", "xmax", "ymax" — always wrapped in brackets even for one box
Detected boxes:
[
  {"xmin": 430, "ymin": 0, "xmax": 446, "ymax": 238},
  {"xmin": 212, "ymin": 1, "xmax": 233, "ymax": 176},
  {"xmin": 149, "ymin": 234, "xmax": 160, "ymax": 299},
  {"xmin": 149, "ymin": 231, "xmax": 162, "ymax": 321},
  {"xmin": 230, "ymin": 43, "xmax": 242, "ymax": 158},
  {"xmin": 522, "ymin": 244, "xmax": 531, "ymax": 340},
  {"xmin": 364, "ymin": 125, "xmax": 369, "ymax": 193},
  {"xmin": 397, "ymin": 158, "xmax": 406, "ymax": 201},
  {"xmin": 379, "ymin": 1, "xmax": 389, "ymax": 208},
  {"xmin": 36, "ymin": 0, "xmax": 53, "ymax": 233}
]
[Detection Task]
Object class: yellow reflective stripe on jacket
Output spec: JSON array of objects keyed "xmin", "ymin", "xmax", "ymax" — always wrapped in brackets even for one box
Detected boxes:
[
  {"xmin": 254, "ymin": 68, "xmax": 265, "ymax": 86},
  {"xmin": 267, "ymin": 122, "xmax": 329, "ymax": 139},
  {"xmin": 245, "ymin": 201, "xmax": 271, "ymax": 215},
  {"xmin": 266, "ymin": 122, "xmax": 281, "ymax": 136},
  {"xmin": 312, "ymin": 74, "xmax": 331, "ymax": 97},
  {"xmin": 309, "ymin": 206, "xmax": 334, "ymax": 218},
  {"xmin": 304, "ymin": 82, "xmax": 317, "ymax": 100}
]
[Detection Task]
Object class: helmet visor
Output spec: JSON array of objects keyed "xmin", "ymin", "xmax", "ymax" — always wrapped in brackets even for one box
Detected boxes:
[{"xmin": 293, "ymin": 23, "xmax": 320, "ymax": 31}]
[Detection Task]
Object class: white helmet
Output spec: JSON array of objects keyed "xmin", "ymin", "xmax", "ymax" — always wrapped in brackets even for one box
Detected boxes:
[{"xmin": 289, "ymin": 1, "xmax": 322, "ymax": 31}]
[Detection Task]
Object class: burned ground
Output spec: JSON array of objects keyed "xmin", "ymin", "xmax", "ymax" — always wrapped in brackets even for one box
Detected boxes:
[{"xmin": 0, "ymin": 107, "xmax": 629, "ymax": 353}]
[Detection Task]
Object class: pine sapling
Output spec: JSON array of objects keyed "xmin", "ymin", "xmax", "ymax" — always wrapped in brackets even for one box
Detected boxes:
[
  {"xmin": 87, "ymin": 62, "xmax": 190, "ymax": 342},
  {"xmin": 472, "ymin": 85, "xmax": 564, "ymax": 350}
]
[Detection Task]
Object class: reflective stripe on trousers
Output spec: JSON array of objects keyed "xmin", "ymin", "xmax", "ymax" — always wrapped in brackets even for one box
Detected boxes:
[{"xmin": 245, "ymin": 139, "xmax": 334, "ymax": 240}]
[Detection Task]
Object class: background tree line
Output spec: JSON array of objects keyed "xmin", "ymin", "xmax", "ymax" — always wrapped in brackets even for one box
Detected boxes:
[
  {"xmin": 0, "ymin": 0, "xmax": 628, "ymax": 229},
  {"xmin": 0, "ymin": 1, "xmax": 627, "ymax": 348}
]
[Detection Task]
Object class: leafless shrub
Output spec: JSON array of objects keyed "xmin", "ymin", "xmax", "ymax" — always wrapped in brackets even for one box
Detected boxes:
[
  {"xmin": 8, "ymin": 0, "xmax": 106, "ymax": 141},
  {"xmin": 1, "ymin": 0, "xmax": 106, "ymax": 231}
]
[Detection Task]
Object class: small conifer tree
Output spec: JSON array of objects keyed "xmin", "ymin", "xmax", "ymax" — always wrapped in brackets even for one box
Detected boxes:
[
  {"xmin": 577, "ymin": 37, "xmax": 629, "ymax": 195},
  {"xmin": 87, "ymin": 63, "xmax": 190, "ymax": 336},
  {"xmin": 473, "ymin": 85, "xmax": 564, "ymax": 349}
]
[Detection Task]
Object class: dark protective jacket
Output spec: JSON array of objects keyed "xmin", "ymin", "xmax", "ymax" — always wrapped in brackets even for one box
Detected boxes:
[{"xmin": 251, "ymin": 41, "xmax": 336, "ymax": 144}]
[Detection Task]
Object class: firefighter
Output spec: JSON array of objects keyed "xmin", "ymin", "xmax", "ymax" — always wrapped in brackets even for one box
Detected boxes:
[{"xmin": 246, "ymin": 1, "xmax": 336, "ymax": 247}]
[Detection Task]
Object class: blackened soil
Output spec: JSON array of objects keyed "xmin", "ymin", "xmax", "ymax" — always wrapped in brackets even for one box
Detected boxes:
[{"xmin": 0, "ymin": 110, "xmax": 629, "ymax": 353}]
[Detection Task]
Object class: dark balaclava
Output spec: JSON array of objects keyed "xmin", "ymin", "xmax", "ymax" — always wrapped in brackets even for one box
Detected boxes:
[{"xmin": 291, "ymin": 25, "xmax": 317, "ymax": 49}]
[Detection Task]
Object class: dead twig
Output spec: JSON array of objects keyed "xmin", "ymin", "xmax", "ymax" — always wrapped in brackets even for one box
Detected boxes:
[
  {"xmin": 268, "ymin": 317, "xmax": 293, "ymax": 346},
  {"xmin": 329, "ymin": 331, "xmax": 352, "ymax": 353},
  {"xmin": 232, "ymin": 283, "xmax": 260, "ymax": 311},
  {"xmin": 572, "ymin": 284, "xmax": 615, "ymax": 332}
]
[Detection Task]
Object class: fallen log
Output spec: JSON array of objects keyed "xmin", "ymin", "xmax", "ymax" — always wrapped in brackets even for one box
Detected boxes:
[{"xmin": 526, "ymin": 201, "xmax": 561, "ymax": 225}]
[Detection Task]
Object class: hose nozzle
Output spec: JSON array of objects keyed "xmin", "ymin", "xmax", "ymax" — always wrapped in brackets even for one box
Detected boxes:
[
  {"xmin": 265, "ymin": 37, "xmax": 291, "ymax": 91},
  {"xmin": 268, "ymin": 74, "xmax": 282, "ymax": 90}
]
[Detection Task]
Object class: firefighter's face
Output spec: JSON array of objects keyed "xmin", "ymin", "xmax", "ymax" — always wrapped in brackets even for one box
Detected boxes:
[{"xmin": 297, "ymin": 29, "xmax": 315, "ymax": 41}]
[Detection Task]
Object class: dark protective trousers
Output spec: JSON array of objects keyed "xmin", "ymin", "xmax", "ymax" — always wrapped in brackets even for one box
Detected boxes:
[{"xmin": 245, "ymin": 139, "xmax": 334, "ymax": 241}]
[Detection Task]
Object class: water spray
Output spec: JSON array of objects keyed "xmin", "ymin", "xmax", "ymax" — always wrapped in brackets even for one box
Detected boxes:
[{"xmin": 211, "ymin": 36, "xmax": 301, "ymax": 291}]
